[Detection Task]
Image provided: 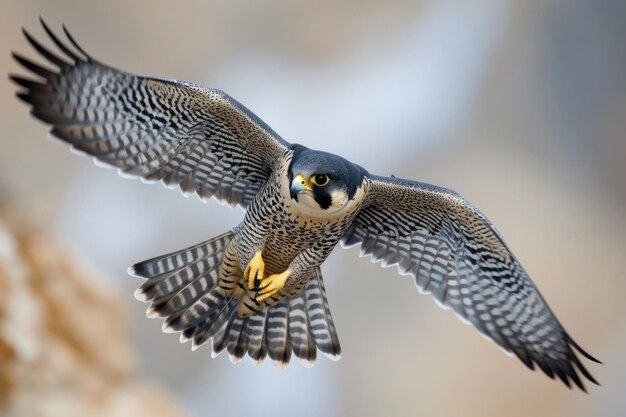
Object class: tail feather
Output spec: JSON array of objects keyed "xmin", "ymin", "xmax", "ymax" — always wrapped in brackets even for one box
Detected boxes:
[
  {"xmin": 288, "ymin": 289, "xmax": 317, "ymax": 367},
  {"xmin": 304, "ymin": 269, "xmax": 341, "ymax": 360},
  {"xmin": 132, "ymin": 231, "xmax": 232, "ymax": 302},
  {"xmin": 246, "ymin": 309, "xmax": 269, "ymax": 364},
  {"xmin": 266, "ymin": 298, "xmax": 292, "ymax": 368},
  {"xmin": 130, "ymin": 231, "xmax": 233, "ymax": 279},
  {"xmin": 227, "ymin": 317, "xmax": 249, "ymax": 363},
  {"xmin": 148, "ymin": 268, "xmax": 219, "ymax": 318},
  {"xmin": 134, "ymin": 272, "xmax": 173, "ymax": 302},
  {"xmin": 191, "ymin": 298, "xmax": 237, "ymax": 350},
  {"xmin": 131, "ymin": 233, "xmax": 341, "ymax": 367},
  {"xmin": 210, "ymin": 322, "xmax": 229, "ymax": 356},
  {"xmin": 165, "ymin": 287, "xmax": 227, "ymax": 332},
  {"xmin": 151, "ymin": 256, "xmax": 221, "ymax": 301},
  {"xmin": 211, "ymin": 306, "xmax": 239, "ymax": 355}
]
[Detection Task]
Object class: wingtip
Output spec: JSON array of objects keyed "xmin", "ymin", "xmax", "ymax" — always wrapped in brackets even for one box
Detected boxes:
[
  {"xmin": 571, "ymin": 373, "xmax": 586, "ymax": 393},
  {"xmin": 575, "ymin": 343, "xmax": 602, "ymax": 364},
  {"xmin": 14, "ymin": 92, "xmax": 32, "ymax": 105},
  {"xmin": 11, "ymin": 50, "xmax": 57, "ymax": 80},
  {"xmin": 39, "ymin": 16, "xmax": 85, "ymax": 63},
  {"xmin": 8, "ymin": 73, "xmax": 46, "ymax": 91},
  {"xmin": 62, "ymin": 22, "xmax": 91, "ymax": 60}
]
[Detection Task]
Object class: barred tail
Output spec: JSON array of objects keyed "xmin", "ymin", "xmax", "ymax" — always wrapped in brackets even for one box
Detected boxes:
[
  {"xmin": 210, "ymin": 269, "xmax": 341, "ymax": 367},
  {"xmin": 130, "ymin": 235, "xmax": 341, "ymax": 367},
  {"xmin": 130, "ymin": 231, "xmax": 234, "ymax": 308}
]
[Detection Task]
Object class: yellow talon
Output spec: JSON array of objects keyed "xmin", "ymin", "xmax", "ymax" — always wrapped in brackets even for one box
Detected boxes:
[
  {"xmin": 244, "ymin": 250, "xmax": 265, "ymax": 289},
  {"xmin": 256, "ymin": 269, "xmax": 292, "ymax": 302}
]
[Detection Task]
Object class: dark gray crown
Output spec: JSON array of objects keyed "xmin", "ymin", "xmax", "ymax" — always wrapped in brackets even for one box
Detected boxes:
[{"xmin": 288, "ymin": 144, "xmax": 367, "ymax": 200}]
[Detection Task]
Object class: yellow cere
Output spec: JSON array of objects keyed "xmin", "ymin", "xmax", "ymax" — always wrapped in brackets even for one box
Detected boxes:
[{"xmin": 293, "ymin": 174, "xmax": 313, "ymax": 191}]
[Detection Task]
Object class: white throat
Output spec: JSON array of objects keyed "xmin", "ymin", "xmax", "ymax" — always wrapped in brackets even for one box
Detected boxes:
[{"xmin": 293, "ymin": 190, "xmax": 348, "ymax": 218}]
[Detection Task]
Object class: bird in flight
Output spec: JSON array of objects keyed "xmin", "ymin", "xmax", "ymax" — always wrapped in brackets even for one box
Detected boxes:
[{"xmin": 10, "ymin": 19, "xmax": 599, "ymax": 391}]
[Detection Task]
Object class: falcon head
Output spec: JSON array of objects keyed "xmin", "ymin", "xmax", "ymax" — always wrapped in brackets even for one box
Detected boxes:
[{"xmin": 288, "ymin": 145, "xmax": 367, "ymax": 216}]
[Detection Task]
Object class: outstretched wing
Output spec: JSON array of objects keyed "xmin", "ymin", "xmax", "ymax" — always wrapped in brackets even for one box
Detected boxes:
[
  {"xmin": 10, "ymin": 19, "xmax": 289, "ymax": 208},
  {"xmin": 342, "ymin": 175, "xmax": 600, "ymax": 391}
]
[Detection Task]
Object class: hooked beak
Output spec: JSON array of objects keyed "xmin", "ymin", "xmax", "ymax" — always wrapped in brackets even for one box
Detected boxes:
[{"xmin": 290, "ymin": 174, "xmax": 312, "ymax": 200}]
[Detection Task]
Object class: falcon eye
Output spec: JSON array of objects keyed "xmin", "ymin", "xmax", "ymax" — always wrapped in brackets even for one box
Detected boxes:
[{"xmin": 310, "ymin": 174, "xmax": 330, "ymax": 187}]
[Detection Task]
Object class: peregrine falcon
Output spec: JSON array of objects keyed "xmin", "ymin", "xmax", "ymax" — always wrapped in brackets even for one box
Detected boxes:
[{"xmin": 10, "ymin": 20, "xmax": 599, "ymax": 391}]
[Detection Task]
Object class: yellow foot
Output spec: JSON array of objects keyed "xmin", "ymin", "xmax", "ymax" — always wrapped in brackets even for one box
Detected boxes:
[
  {"xmin": 255, "ymin": 269, "xmax": 292, "ymax": 302},
  {"xmin": 244, "ymin": 250, "xmax": 265, "ymax": 289}
]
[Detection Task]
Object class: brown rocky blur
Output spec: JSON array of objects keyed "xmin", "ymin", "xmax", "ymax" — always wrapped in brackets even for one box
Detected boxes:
[{"xmin": 0, "ymin": 208, "xmax": 188, "ymax": 417}]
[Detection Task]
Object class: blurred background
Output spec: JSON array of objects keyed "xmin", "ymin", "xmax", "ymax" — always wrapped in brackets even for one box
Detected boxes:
[{"xmin": 1, "ymin": 1, "xmax": 625, "ymax": 416}]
